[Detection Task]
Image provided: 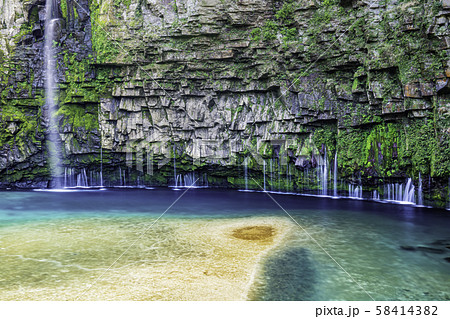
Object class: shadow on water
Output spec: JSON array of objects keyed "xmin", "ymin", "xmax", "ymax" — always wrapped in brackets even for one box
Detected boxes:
[{"xmin": 249, "ymin": 247, "xmax": 316, "ymax": 301}]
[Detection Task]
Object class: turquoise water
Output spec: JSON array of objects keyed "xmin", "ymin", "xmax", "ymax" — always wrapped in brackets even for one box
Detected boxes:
[{"xmin": 0, "ymin": 189, "xmax": 449, "ymax": 300}]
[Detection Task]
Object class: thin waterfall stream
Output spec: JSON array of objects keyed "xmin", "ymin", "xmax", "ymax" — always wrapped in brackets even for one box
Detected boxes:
[{"xmin": 44, "ymin": 0, "xmax": 63, "ymax": 188}]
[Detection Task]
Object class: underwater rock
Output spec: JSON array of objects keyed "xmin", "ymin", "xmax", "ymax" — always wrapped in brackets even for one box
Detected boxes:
[
  {"xmin": 428, "ymin": 239, "xmax": 450, "ymax": 246},
  {"xmin": 231, "ymin": 226, "xmax": 275, "ymax": 241},
  {"xmin": 416, "ymin": 246, "xmax": 446, "ymax": 254},
  {"xmin": 400, "ymin": 245, "xmax": 416, "ymax": 251}
]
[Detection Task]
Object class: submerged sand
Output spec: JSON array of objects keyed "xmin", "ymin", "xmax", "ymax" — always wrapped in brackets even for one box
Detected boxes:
[{"xmin": 0, "ymin": 216, "xmax": 295, "ymax": 300}]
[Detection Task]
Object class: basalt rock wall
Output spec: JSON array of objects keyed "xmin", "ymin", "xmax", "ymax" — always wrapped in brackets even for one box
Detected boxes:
[{"xmin": 1, "ymin": 0, "xmax": 450, "ymax": 207}]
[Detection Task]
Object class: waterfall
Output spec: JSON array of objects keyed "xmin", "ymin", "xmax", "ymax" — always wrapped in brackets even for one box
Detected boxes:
[
  {"xmin": 333, "ymin": 152, "xmax": 337, "ymax": 197},
  {"xmin": 184, "ymin": 172, "xmax": 196, "ymax": 187},
  {"xmin": 349, "ymin": 184, "xmax": 362, "ymax": 199},
  {"xmin": 372, "ymin": 190, "xmax": 380, "ymax": 200},
  {"xmin": 44, "ymin": 0, "xmax": 62, "ymax": 187},
  {"xmin": 384, "ymin": 178, "xmax": 415, "ymax": 203},
  {"xmin": 100, "ymin": 135, "xmax": 103, "ymax": 187},
  {"xmin": 417, "ymin": 173, "xmax": 423, "ymax": 206},
  {"xmin": 76, "ymin": 169, "xmax": 88, "ymax": 187},
  {"xmin": 403, "ymin": 178, "xmax": 415, "ymax": 203},
  {"xmin": 270, "ymin": 159, "xmax": 273, "ymax": 191},
  {"xmin": 244, "ymin": 157, "xmax": 248, "ymax": 191},
  {"xmin": 173, "ymin": 145, "xmax": 177, "ymax": 188},
  {"xmin": 278, "ymin": 160, "xmax": 281, "ymax": 191},
  {"xmin": 316, "ymin": 151, "xmax": 328, "ymax": 196},
  {"xmin": 173, "ymin": 172, "xmax": 208, "ymax": 188},
  {"xmin": 320, "ymin": 150, "xmax": 328, "ymax": 195},
  {"xmin": 286, "ymin": 162, "xmax": 290, "ymax": 192},
  {"xmin": 174, "ymin": 172, "xmax": 208, "ymax": 188},
  {"xmin": 305, "ymin": 168, "xmax": 309, "ymax": 192},
  {"xmin": 99, "ymin": 169, "xmax": 104, "ymax": 187},
  {"xmin": 263, "ymin": 160, "xmax": 266, "ymax": 191}
]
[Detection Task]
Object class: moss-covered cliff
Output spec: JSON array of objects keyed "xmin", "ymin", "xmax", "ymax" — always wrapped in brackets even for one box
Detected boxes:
[{"xmin": 1, "ymin": 0, "xmax": 449, "ymax": 207}]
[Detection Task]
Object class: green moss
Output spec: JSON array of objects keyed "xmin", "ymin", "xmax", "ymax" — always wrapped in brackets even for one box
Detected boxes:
[
  {"xmin": 55, "ymin": 104, "xmax": 98, "ymax": 131},
  {"xmin": 89, "ymin": 1, "xmax": 120, "ymax": 64},
  {"xmin": 312, "ymin": 126, "xmax": 337, "ymax": 157},
  {"xmin": 61, "ymin": 0, "xmax": 67, "ymax": 19}
]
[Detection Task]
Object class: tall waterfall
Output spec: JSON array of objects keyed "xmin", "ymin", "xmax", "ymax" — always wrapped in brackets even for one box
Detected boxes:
[
  {"xmin": 99, "ymin": 105, "xmax": 104, "ymax": 187},
  {"xmin": 44, "ymin": 0, "xmax": 62, "ymax": 187}
]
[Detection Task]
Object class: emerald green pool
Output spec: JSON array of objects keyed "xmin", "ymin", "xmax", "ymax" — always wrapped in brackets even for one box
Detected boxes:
[{"xmin": 0, "ymin": 189, "xmax": 448, "ymax": 300}]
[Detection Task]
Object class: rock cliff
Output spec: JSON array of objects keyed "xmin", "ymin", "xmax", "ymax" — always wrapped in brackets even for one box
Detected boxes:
[{"xmin": 1, "ymin": 0, "xmax": 449, "ymax": 207}]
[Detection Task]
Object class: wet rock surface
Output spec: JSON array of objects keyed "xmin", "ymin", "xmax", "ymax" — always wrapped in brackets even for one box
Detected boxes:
[{"xmin": 0, "ymin": 1, "xmax": 449, "ymax": 208}]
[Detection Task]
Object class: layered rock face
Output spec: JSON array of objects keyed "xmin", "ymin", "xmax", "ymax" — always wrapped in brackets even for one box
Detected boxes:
[{"xmin": 1, "ymin": 0, "xmax": 449, "ymax": 207}]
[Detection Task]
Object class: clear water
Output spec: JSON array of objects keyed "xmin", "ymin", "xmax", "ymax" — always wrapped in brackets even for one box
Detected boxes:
[{"xmin": 0, "ymin": 189, "xmax": 449, "ymax": 300}]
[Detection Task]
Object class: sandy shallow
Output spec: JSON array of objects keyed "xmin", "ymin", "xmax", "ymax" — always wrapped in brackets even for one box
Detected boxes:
[{"xmin": 0, "ymin": 216, "xmax": 295, "ymax": 300}]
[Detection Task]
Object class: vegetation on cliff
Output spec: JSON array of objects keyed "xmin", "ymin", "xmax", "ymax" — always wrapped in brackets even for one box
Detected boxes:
[{"xmin": 0, "ymin": 0, "xmax": 449, "ymax": 206}]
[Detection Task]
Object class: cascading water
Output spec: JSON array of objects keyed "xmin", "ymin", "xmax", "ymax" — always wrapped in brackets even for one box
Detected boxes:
[
  {"xmin": 349, "ymin": 184, "xmax": 362, "ymax": 199},
  {"xmin": 99, "ymin": 109, "xmax": 104, "ymax": 187},
  {"xmin": 44, "ymin": 0, "xmax": 62, "ymax": 187},
  {"xmin": 174, "ymin": 172, "xmax": 208, "ymax": 188},
  {"xmin": 269, "ymin": 159, "xmax": 273, "ymax": 191},
  {"xmin": 184, "ymin": 172, "xmax": 196, "ymax": 187},
  {"xmin": 316, "ymin": 151, "xmax": 328, "ymax": 196},
  {"xmin": 76, "ymin": 168, "xmax": 88, "ymax": 187},
  {"xmin": 305, "ymin": 168, "xmax": 309, "ymax": 192},
  {"xmin": 404, "ymin": 178, "xmax": 415, "ymax": 203},
  {"xmin": 204, "ymin": 173, "xmax": 209, "ymax": 187},
  {"xmin": 286, "ymin": 162, "xmax": 290, "ymax": 192},
  {"xmin": 417, "ymin": 173, "xmax": 423, "ymax": 206},
  {"xmin": 244, "ymin": 157, "xmax": 248, "ymax": 191},
  {"xmin": 263, "ymin": 160, "xmax": 266, "ymax": 191},
  {"xmin": 278, "ymin": 160, "xmax": 281, "ymax": 191},
  {"xmin": 372, "ymin": 190, "xmax": 380, "ymax": 200},
  {"xmin": 333, "ymin": 152, "xmax": 337, "ymax": 197},
  {"xmin": 319, "ymin": 150, "xmax": 328, "ymax": 196},
  {"xmin": 384, "ymin": 178, "xmax": 415, "ymax": 203},
  {"xmin": 173, "ymin": 145, "xmax": 178, "ymax": 188}
]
